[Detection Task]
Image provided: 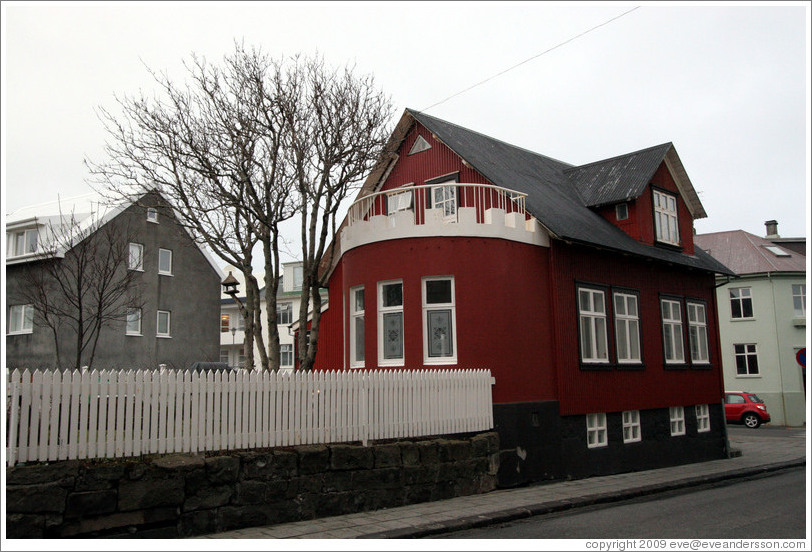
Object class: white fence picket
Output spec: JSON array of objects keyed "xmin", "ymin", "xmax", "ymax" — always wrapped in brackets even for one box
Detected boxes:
[{"xmin": 6, "ymin": 367, "xmax": 493, "ymax": 466}]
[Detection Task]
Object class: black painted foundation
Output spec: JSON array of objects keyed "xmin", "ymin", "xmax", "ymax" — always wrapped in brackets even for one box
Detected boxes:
[{"xmin": 493, "ymin": 401, "xmax": 728, "ymax": 488}]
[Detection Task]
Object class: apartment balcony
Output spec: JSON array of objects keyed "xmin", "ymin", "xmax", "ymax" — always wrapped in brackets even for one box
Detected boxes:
[{"xmin": 341, "ymin": 183, "xmax": 549, "ymax": 253}]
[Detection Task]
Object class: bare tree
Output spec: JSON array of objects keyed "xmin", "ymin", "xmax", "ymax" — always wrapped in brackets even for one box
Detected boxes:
[
  {"xmin": 87, "ymin": 44, "xmax": 393, "ymax": 371},
  {"xmin": 17, "ymin": 212, "xmax": 144, "ymax": 370},
  {"xmin": 279, "ymin": 56, "xmax": 394, "ymax": 370}
]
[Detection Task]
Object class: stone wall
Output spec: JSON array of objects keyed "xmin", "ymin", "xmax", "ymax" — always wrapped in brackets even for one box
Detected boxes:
[{"xmin": 6, "ymin": 432, "xmax": 499, "ymax": 538}]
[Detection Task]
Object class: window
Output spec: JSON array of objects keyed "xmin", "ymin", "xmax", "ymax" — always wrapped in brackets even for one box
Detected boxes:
[
  {"xmin": 669, "ymin": 406, "xmax": 685, "ymax": 436},
  {"xmin": 280, "ymin": 344, "xmax": 293, "ymax": 367},
  {"xmin": 158, "ymin": 248, "xmax": 172, "ymax": 275},
  {"xmin": 8, "ymin": 304, "xmax": 34, "ymax": 334},
  {"xmin": 661, "ymin": 299, "xmax": 685, "ymax": 364},
  {"xmin": 293, "ymin": 265, "xmax": 304, "ymax": 291},
  {"xmin": 622, "ymin": 410, "xmax": 641, "ymax": 443},
  {"xmin": 146, "ymin": 208, "xmax": 158, "ymax": 223},
  {"xmin": 615, "ymin": 203, "xmax": 629, "ymax": 221},
  {"xmin": 764, "ymin": 245, "xmax": 790, "ymax": 257},
  {"xmin": 408, "ymin": 134, "xmax": 432, "ymax": 155},
  {"xmin": 729, "ymin": 287, "xmax": 753, "ymax": 319},
  {"xmin": 792, "ymin": 284, "xmax": 806, "ymax": 318},
  {"xmin": 128, "ymin": 243, "xmax": 144, "ymax": 271},
  {"xmin": 378, "ymin": 280, "xmax": 404, "ymax": 365},
  {"xmin": 7, "ymin": 228, "xmax": 38, "ymax": 257},
  {"xmin": 221, "ymin": 314, "xmax": 230, "ymax": 333},
  {"xmin": 387, "ymin": 187, "xmax": 414, "ymax": 214},
  {"xmin": 613, "ymin": 292, "xmax": 641, "ymax": 364},
  {"xmin": 734, "ymin": 343, "xmax": 759, "ymax": 375},
  {"xmin": 126, "ymin": 308, "xmax": 142, "ymax": 335},
  {"xmin": 653, "ymin": 189, "xmax": 679, "ymax": 246},
  {"xmin": 431, "ymin": 185, "xmax": 457, "ymax": 221},
  {"xmin": 422, "ymin": 277, "xmax": 457, "ymax": 363},
  {"xmin": 695, "ymin": 404, "xmax": 710, "ymax": 433},
  {"xmin": 238, "ymin": 348, "xmax": 246, "ymax": 369},
  {"xmin": 687, "ymin": 302, "xmax": 709, "ymax": 364},
  {"xmin": 157, "ymin": 310, "xmax": 171, "ymax": 337},
  {"xmin": 350, "ymin": 286, "xmax": 365, "ymax": 368},
  {"xmin": 277, "ymin": 302, "xmax": 292, "ymax": 325},
  {"xmin": 586, "ymin": 413, "xmax": 607, "ymax": 448},
  {"xmin": 725, "ymin": 393, "xmax": 745, "ymax": 405},
  {"xmin": 220, "ymin": 349, "xmax": 229, "ymax": 365},
  {"xmin": 578, "ymin": 288, "xmax": 609, "ymax": 363}
]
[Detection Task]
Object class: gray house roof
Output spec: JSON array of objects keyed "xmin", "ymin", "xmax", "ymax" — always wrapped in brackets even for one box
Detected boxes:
[
  {"xmin": 405, "ymin": 109, "xmax": 731, "ymax": 276},
  {"xmin": 695, "ymin": 230, "xmax": 806, "ymax": 276}
]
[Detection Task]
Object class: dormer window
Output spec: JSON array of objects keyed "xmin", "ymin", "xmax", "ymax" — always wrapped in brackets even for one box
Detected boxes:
[
  {"xmin": 653, "ymin": 189, "xmax": 679, "ymax": 246},
  {"xmin": 146, "ymin": 208, "xmax": 158, "ymax": 223},
  {"xmin": 615, "ymin": 203, "xmax": 629, "ymax": 221},
  {"xmin": 7, "ymin": 228, "xmax": 39, "ymax": 258}
]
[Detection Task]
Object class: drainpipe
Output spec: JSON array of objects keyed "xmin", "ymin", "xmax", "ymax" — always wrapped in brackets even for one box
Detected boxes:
[{"xmin": 768, "ymin": 272, "xmax": 789, "ymax": 426}]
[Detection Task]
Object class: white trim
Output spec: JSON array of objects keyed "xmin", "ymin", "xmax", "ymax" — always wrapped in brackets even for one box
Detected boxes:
[
  {"xmin": 622, "ymin": 410, "xmax": 641, "ymax": 443},
  {"xmin": 695, "ymin": 404, "xmax": 710, "ymax": 433},
  {"xmin": 686, "ymin": 302, "xmax": 710, "ymax": 364},
  {"xmin": 669, "ymin": 406, "xmax": 686, "ymax": 436},
  {"xmin": 586, "ymin": 413, "xmax": 607, "ymax": 448},
  {"xmin": 157, "ymin": 310, "xmax": 171, "ymax": 337},
  {"xmin": 126, "ymin": 308, "xmax": 142, "ymax": 336},
  {"xmin": 158, "ymin": 248, "xmax": 173, "ymax": 276},
  {"xmin": 377, "ymin": 280, "xmax": 404, "ymax": 366},
  {"xmin": 128, "ymin": 242, "xmax": 144, "ymax": 271},
  {"xmin": 146, "ymin": 207, "xmax": 159, "ymax": 223},
  {"xmin": 349, "ymin": 286, "xmax": 365, "ymax": 369},
  {"xmin": 733, "ymin": 343, "xmax": 759, "ymax": 376},
  {"xmin": 7, "ymin": 304, "xmax": 34, "ymax": 335},
  {"xmin": 578, "ymin": 288, "xmax": 609, "ymax": 363},
  {"xmin": 729, "ymin": 287, "xmax": 754, "ymax": 320},
  {"xmin": 422, "ymin": 276, "xmax": 458, "ymax": 365},
  {"xmin": 653, "ymin": 189, "xmax": 680, "ymax": 246},
  {"xmin": 613, "ymin": 292, "xmax": 641, "ymax": 364},
  {"xmin": 661, "ymin": 298, "xmax": 685, "ymax": 364}
]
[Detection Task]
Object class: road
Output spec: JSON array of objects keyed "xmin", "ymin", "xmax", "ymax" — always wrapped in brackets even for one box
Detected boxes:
[{"xmin": 428, "ymin": 466, "xmax": 807, "ymax": 539}]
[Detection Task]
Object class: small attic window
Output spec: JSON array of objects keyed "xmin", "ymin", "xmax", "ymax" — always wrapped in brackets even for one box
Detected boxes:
[
  {"xmin": 615, "ymin": 203, "xmax": 629, "ymax": 221},
  {"xmin": 408, "ymin": 135, "xmax": 432, "ymax": 155},
  {"xmin": 764, "ymin": 245, "xmax": 790, "ymax": 257},
  {"xmin": 146, "ymin": 208, "xmax": 158, "ymax": 223}
]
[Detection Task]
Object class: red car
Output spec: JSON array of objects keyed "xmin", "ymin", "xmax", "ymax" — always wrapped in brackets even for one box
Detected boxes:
[{"xmin": 724, "ymin": 391, "xmax": 771, "ymax": 428}]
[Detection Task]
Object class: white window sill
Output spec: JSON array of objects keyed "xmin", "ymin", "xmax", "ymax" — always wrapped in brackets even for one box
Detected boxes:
[
  {"xmin": 735, "ymin": 374, "xmax": 761, "ymax": 378},
  {"xmin": 730, "ymin": 317, "xmax": 755, "ymax": 322},
  {"xmin": 157, "ymin": 335, "xmax": 172, "ymax": 339},
  {"xmin": 670, "ymin": 433, "xmax": 686, "ymax": 437},
  {"xmin": 159, "ymin": 272, "xmax": 173, "ymax": 277},
  {"xmin": 623, "ymin": 438, "xmax": 642, "ymax": 444},
  {"xmin": 129, "ymin": 268, "xmax": 144, "ymax": 272},
  {"xmin": 424, "ymin": 358, "xmax": 457, "ymax": 366},
  {"xmin": 379, "ymin": 360, "xmax": 405, "ymax": 367},
  {"xmin": 7, "ymin": 330, "xmax": 33, "ymax": 336},
  {"xmin": 126, "ymin": 332, "xmax": 143, "ymax": 337},
  {"xmin": 792, "ymin": 318, "xmax": 806, "ymax": 326},
  {"xmin": 147, "ymin": 219, "xmax": 159, "ymax": 224}
]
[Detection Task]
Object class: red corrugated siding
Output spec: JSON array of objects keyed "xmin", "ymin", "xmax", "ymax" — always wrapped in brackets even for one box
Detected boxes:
[
  {"xmin": 334, "ymin": 236, "xmax": 556, "ymax": 404},
  {"xmin": 380, "ymin": 123, "xmax": 491, "ymax": 190},
  {"xmin": 310, "ymin": 261, "xmax": 345, "ymax": 370},
  {"xmin": 551, "ymin": 241, "xmax": 723, "ymax": 415}
]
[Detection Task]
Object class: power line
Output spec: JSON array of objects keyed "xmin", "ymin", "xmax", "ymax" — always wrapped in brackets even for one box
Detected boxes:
[{"xmin": 421, "ymin": 6, "xmax": 641, "ymax": 112}]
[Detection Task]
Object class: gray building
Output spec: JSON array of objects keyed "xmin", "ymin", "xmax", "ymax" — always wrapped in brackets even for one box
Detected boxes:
[{"xmin": 6, "ymin": 190, "xmax": 223, "ymax": 371}]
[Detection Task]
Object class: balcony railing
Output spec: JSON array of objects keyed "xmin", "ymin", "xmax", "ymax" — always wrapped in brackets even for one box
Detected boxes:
[{"xmin": 348, "ymin": 183, "xmax": 528, "ymax": 227}]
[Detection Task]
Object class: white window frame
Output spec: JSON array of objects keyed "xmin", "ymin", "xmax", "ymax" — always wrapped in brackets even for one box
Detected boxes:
[
  {"xmin": 615, "ymin": 203, "xmax": 629, "ymax": 221},
  {"xmin": 126, "ymin": 308, "xmax": 142, "ymax": 336},
  {"xmin": 422, "ymin": 276, "xmax": 457, "ymax": 365},
  {"xmin": 613, "ymin": 292, "xmax": 641, "ymax": 364},
  {"xmin": 378, "ymin": 280, "xmax": 404, "ymax": 366},
  {"xmin": 293, "ymin": 265, "xmax": 304, "ymax": 291},
  {"xmin": 128, "ymin": 242, "xmax": 144, "ymax": 271},
  {"xmin": 734, "ymin": 343, "xmax": 759, "ymax": 376},
  {"xmin": 277, "ymin": 302, "xmax": 293, "ymax": 325},
  {"xmin": 8, "ymin": 304, "xmax": 34, "ymax": 335},
  {"xmin": 653, "ymin": 189, "xmax": 680, "ymax": 246},
  {"xmin": 792, "ymin": 284, "xmax": 806, "ymax": 318},
  {"xmin": 220, "ymin": 348, "xmax": 229, "ymax": 365},
  {"xmin": 7, "ymin": 228, "xmax": 39, "ymax": 257},
  {"xmin": 350, "ymin": 286, "xmax": 365, "ymax": 368},
  {"xmin": 695, "ymin": 404, "xmax": 710, "ymax": 433},
  {"xmin": 622, "ymin": 410, "xmax": 641, "ymax": 443},
  {"xmin": 729, "ymin": 287, "xmax": 753, "ymax": 319},
  {"xmin": 586, "ymin": 413, "xmax": 608, "ymax": 448},
  {"xmin": 221, "ymin": 313, "xmax": 230, "ymax": 333},
  {"xmin": 669, "ymin": 406, "xmax": 686, "ymax": 436},
  {"xmin": 687, "ymin": 302, "xmax": 710, "ymax": 365},
  {"xmin": 158, "ymin": 248, "xmax": 173, "ymax": 276},
  {"xmin": 578, "ymin": 287, "xmax": 609, "ymax": 363},
  {"xmin": 661, "ymin": 298, "xmax": 685, "ymax": 364},
  {"xmin": 156, "ymin": 310, "xmax": 171, "ymax": 338},
  {"xmin": 280, "ymin": 344, "xmax": 294, "ymax": 368},
  {"xmin": 146, "ymin": 207, "xmax": 159, "ymax": 223},
  {"xmin": 387, "ymin": 184, "xmax": 414, "ymax": 215}
]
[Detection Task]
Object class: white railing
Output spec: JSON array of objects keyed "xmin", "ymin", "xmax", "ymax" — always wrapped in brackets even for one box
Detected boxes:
[
  {"xmin": 347, "ymin": 183, "xmax": 528, "ymax": 227},
  {"xmin": 5, "ymin": 368, "xmax": 494, "ymax": 467}
]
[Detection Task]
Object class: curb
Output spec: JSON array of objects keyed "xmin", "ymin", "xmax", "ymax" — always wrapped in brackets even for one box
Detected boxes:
[{"xmin": 358, "ymin": 460, "xmax": 806, "ymax": 539}]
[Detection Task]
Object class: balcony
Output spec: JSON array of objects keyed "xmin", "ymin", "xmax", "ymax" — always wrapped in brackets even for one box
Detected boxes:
[{"xmin": 341, "ymin": 183, "xmax": 549, "ymax": 252}]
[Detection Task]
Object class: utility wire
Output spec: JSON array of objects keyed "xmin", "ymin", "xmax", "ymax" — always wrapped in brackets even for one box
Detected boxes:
[{"xmin": 421, "ymin": 6, "xmax": 641, "ymax": 112}]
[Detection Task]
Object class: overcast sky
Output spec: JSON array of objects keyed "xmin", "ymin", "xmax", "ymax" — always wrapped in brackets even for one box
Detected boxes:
[{"xmin": 3, "ymin": 1, "xmax": 810, "ymax": 245}]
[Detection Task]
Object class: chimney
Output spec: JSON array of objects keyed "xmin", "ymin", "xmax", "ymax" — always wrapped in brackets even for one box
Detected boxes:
[{"xmin": 764, "ymin": 220, "xmax": 780, "ymax": 239}]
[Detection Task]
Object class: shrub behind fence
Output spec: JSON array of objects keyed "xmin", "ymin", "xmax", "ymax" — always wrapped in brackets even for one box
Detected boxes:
[{"xmin": 5, "ymin": 368, "xmax": 494, "ymax": 466}]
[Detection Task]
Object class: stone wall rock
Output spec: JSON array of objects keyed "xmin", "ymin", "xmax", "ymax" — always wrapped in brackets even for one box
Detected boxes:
[{"xmin": 6, "ymin": 431, "xmax": 498, "ymax": 538}]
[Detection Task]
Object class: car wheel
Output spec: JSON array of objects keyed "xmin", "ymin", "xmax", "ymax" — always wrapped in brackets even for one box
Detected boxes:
[{"xmin": 743, "ymin": 413, "xmax": 761, "ymax": 428}]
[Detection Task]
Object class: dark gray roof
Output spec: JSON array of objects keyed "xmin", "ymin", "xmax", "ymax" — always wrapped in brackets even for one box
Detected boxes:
[
  {"xmin": 565, "ymin": 143, "xmax": 673, "ymax": 208},
  {"xmin": 407, "ymin": 109, "xmax": 732, "ymax": 276}
]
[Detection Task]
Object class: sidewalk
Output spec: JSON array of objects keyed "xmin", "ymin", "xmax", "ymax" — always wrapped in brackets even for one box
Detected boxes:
[{"xmin": 198, "ymin": 427, "xmax": 806, "ymax": 539}]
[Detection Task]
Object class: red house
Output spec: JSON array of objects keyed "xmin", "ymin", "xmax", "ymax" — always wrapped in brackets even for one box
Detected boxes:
[{"xmin": 312, "ymin": 109, "xmax": 734, "ymax": 486}]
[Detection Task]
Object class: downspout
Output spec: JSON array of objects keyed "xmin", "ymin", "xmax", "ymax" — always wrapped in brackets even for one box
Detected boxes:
[
  {"xmin": 710, "ymin": 275, "xmax": 732, "ymax": 458},
  {"xmin": 768, "ymin": 272, "xmax": 789, "ymax": 426}
]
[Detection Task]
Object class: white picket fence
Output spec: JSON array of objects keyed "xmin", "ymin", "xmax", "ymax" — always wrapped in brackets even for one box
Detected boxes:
[{"xmin": 5, "ymin": 368, "xmax": 494, "ymax": 467}]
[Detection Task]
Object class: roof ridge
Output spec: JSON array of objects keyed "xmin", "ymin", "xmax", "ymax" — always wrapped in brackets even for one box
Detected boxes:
[
  {"xmin": 407, "ymin": 109, "xmax": 574, "ymax": 168},
  {"xmin": 563, "ymin": 142, "xmax": 672, "ymax": 174}
]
